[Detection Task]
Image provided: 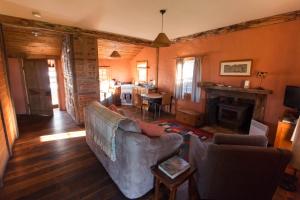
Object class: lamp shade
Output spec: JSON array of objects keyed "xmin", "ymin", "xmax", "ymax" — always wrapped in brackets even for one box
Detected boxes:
[
  {"xmin": 291, "ymin": 116, "xmax": 300, "ymax": 170},
  {"xmin": 152, "ymin": 32, "xmax": 171, "ymax": 47},
  {"xmin": 110, "ymin": 50, "xmax": 121, "ymax": 58}
]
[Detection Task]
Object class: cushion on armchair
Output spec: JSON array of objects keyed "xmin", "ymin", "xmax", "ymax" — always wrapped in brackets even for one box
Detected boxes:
[{"xmin": 213, "ymin": 133, "xmax": 268, "ymax": 147}]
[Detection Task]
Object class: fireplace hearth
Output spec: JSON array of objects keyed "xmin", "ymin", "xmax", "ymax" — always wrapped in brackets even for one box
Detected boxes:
[{"xmin": 202, "ymin": 85, "xmax": 272, "ymax": 132}]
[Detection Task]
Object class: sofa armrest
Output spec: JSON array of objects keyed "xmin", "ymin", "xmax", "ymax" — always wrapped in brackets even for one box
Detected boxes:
[{"xmin": 213, "ymin": 133, "xmax": 268, "ymax": 147}]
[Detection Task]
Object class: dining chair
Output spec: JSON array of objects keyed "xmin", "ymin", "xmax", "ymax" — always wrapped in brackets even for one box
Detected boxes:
[
  {"xmin": 157, "ymin": 92, "xmax": 172, "ymax": 117},
  {"xmin": 133, "ymin": 93, "xmax": 149, "ymax": 118}
]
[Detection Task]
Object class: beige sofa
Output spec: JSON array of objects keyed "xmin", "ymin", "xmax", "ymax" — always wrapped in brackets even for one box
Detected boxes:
[{"xmin": 84, "ymin": 102, "xmax": 183, "ymax": 199}]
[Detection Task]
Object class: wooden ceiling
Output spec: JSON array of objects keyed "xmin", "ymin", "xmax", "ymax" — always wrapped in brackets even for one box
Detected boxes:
[
  {"xmin": 2, "ymin": 25, "xmax": 144, "ymax": 60},
  {"xmin": 97, "ymin": 39, "xmax": 144, "ymax": 59},
  {"xmin": 3, "ymin": 25, "xmax": 64, "ymax": 59}
]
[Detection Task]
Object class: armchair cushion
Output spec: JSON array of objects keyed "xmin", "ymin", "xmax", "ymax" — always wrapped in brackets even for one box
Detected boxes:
[{"xmin": 213, "ymin": 133, "xmax": 268, "ymax": 147}]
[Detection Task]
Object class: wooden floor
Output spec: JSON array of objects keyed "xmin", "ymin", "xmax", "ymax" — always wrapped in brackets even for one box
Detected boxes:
[
  {"xmin": 0, "ymin": 109, "xmax": 152, "ymax": 200},
  {"xmin": 0, "ymin": 108, "xmax": 299, "ymax": 200}
]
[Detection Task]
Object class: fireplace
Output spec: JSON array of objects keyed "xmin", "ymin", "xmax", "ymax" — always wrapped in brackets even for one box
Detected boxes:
[
  {"xmin": 218, "ymin": 103, "xmax": 250, "ymax": 130},
  {"xmin": 202, "ymin": 85, "xmax": 272, "ymax": 132}
]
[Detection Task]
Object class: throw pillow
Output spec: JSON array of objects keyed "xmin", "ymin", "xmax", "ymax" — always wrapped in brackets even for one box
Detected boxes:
[{"xmin": 136, "ymin": 120, "xmax": 165, "ymax": 137}]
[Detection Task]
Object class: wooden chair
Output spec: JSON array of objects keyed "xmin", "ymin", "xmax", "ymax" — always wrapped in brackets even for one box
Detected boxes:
[
  {"xmin": 133, "ymin": 93, "xmax": 149, "ymax": 118},
  {"xmin": 157, "ymin": 92, "xmax": 172, "ymax": 117}
]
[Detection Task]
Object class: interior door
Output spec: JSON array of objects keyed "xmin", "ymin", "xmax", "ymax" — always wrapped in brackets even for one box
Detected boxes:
[{"xmin": 23, "ymin": 59, "xmax": 53, "ymax": 116}]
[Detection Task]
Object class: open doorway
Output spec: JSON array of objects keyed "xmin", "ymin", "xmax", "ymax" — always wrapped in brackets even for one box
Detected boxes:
[{"xmin": 47, "ymin": 59, "xmax": 59, "ymax": 107}]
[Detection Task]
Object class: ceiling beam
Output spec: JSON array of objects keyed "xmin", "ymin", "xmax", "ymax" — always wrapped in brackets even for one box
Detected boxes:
[
  {"xmin": 0, "ymin": 14, "xmax": 153, "ymax": 46},
  {"xmin": 174, "ymin": 10, "xmax": 300, "ymax": 43}
]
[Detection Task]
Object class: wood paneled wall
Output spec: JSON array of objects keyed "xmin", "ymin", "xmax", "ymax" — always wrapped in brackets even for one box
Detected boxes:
[
  {"xmin": 61, "ymin": 35, "xmax": 78, "ymax": 122},
  {"xmin": 73, "ymin": 35, "xmax": 99, "ymax": 124},
  {"xmin": 55, "ymin": 59, "xmax": 66, "ymax": 111},
  {"xmin": 61, "ymin": 35, "xmax": 99, "ymax": 124},
  {"xmin": 0, "ymin": 25, "xmax": 18, "ymax": 186}
]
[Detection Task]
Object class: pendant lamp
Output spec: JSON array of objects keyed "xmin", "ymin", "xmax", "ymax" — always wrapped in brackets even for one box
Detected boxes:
[
  {"xmin": 110, "ymin": 50, "xmax": 121, "ymax": 58},
  {"xmin": 152, "ymin": 9, "xmax": 171, "ymax": 47},
  {"xmin": 110, "ymin": 42, "xmax": 121, "ymax": 58}
]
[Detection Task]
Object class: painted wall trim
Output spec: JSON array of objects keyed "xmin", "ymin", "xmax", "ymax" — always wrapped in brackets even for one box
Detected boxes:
[{"xmin": 174, "ymin": 10, "xmax": 300, "ymax": 43}]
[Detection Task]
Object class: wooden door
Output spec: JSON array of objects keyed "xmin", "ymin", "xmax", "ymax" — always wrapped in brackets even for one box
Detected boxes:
[{"xmin": 23, "ymin": 59, "xmax": 53, "ymax": 116}]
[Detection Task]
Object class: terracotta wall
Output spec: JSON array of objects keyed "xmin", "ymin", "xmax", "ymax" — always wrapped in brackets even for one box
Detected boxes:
[
  {"xmin": 130, "ymin": 47, "xmax": 157, "ymax": 83},
  {"xmin": 99, "ymin": 58, "xmax": 132, "ymax": 82},
  {"xmin": 7, "ymin": 58, "xmax": 27, "ymax": 114},
  {"xmin": 160, "ymin": 20, "xmax": 300, "ymax": 127},
  {"xmin": 134, "ymin": 20, "xmax": 300, "ymax": 131}
]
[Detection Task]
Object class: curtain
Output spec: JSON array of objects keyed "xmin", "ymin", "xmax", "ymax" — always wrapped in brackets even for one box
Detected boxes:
[
  {"xmin": 175, "ymin": 58, "xmax": 183, "ymax": 99},
  {"xmin": 191, "ymin": 57, "xmax": 201, "ymax": 102},
  {"xmin": 175, "ymin": 57, "xmax": 202, "ymax": 102}
]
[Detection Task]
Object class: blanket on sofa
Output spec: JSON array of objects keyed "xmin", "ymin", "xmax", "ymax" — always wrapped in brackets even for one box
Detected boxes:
[{"xmin": 85, "ymin": 102, "xmax": 126, "ymax": 161}]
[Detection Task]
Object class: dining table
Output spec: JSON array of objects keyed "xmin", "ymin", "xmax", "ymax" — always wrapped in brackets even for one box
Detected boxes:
[{"xmin": 141, "ymin": 93, "xmax": 162, "ymax": 118}]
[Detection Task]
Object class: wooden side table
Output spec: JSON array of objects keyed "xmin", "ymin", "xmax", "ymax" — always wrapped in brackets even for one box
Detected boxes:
[
  {"xmin": 274, "ymin": 120, "xmax": 295, "ymax": 150},
  {"xmin": 151, "ymin": 165, "xmax": 197, "ymax": 200}
]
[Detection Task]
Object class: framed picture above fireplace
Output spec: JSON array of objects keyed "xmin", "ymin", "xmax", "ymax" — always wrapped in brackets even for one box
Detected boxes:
[{"xmin": 220, "ymin": 60, "xmax": 252, "ymax": 76}]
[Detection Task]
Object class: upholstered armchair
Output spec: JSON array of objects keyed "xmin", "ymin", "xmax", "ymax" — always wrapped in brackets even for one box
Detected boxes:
[{"xmin": 189, "ymin": 133, "xmax": 291, "ymax": 200}]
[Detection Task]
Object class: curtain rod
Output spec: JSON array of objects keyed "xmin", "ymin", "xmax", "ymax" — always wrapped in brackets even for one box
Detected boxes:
[{"xmin": 174, "ymin": 54, "xmax": 206, "ymax": 59}]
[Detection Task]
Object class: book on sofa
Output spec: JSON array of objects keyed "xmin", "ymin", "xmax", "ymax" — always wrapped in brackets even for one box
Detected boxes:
[{"xmin": 158, "ymin": 156, "xmax": 190, "ymax": 179}]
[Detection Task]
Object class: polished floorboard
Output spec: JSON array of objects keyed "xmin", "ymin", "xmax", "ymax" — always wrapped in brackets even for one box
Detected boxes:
[
  {"xmin": 0, "ymin": 109, "xmax": 152, "ymax": 200},
  {"xmin": 0, "ymin": 107, "xmax": 299, "ymax": 200}
]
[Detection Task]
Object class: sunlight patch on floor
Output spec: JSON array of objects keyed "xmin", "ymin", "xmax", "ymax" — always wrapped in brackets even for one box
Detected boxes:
[{"xmin": 40, "ymin": 130, "xmax": 86, "ymax": 142}]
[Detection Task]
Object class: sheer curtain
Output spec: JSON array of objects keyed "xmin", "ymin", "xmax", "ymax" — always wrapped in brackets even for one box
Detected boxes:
[
  {"xmin": 175, "ymin": 58, "xmax": 184, "ymax": 99},
  {"xmin": 191, "ymin": 57, "xmax": 201, "ymax": 102},
  {"xmin": 175, "ymin": 57, "xmax": 202, "ymax": 102}
]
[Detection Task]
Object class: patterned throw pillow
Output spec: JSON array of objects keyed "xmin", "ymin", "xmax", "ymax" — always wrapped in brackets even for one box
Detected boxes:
[{"xmin": 136, "ymin": 120, "xmax": 165, "ymax": 137}]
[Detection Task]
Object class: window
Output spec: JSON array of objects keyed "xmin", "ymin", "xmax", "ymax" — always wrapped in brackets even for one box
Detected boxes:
[
  {"xmin": 137, "ymin": 61, "xmax": 147, "ymax": 82},
  {"xmin": 99, "ymin": 66, "xmax": 111, "ymax": 101},
  {"xmin": 176, "ymin": 58, "xmax": 195, "ymax": 99},
  {"xmin": 182, "ymin": 58, "xmax": 195, "ymax": 96},
  {"xmin": 48, "ymin": 66, "xmax": 58, "ymax": 105}
]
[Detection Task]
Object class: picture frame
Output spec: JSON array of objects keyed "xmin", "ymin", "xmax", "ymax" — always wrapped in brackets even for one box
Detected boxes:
[{"xmin": 220, "ymin": 60, "xmax": 252, "ymax": 76}]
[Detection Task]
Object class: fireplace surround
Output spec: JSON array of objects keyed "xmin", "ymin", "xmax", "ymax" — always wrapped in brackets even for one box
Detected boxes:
[{"xmin": 202, "ymin": 85, "xmax": 272, "ymax": 131}]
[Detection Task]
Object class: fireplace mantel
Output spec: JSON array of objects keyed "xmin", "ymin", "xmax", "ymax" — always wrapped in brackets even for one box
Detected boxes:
[
  {"xmin": 202, "ymin": 85, "xmax": 272, "ymax": 95},
  {"xmin": 202, "ymin": 85, "xmax": 273, "ymax": 124}
]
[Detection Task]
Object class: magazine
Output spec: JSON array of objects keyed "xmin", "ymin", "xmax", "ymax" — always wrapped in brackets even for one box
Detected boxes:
[{"xmin": 158, "ymin": 156, "xmax": 190, "ymax": 179}]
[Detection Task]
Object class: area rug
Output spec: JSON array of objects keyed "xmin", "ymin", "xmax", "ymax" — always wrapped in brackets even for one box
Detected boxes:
[{"xmin": 155, "ymin": 120, "xmax": 213, "ymax": 160}]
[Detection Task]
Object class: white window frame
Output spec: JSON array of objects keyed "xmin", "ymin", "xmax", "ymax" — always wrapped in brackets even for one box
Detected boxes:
[{"xmin": 136, "ymin": 61, "xmax": 148, "ymax": 83}]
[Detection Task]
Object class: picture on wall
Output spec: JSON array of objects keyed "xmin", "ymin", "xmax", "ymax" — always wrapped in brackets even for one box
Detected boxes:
[{"xmin": 220, "ymin": 60, "xmax": 252, "ymax": 76}]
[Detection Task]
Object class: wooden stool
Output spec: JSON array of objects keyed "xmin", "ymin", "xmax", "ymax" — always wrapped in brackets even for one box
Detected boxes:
[{"xmin": 151, "ymin": 165, "xmax": 196, "ymax": 200}]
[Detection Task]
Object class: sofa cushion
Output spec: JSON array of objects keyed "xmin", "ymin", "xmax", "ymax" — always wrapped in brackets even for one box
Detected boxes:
[
  {"xmin": 118, "ymin": 118, "xmax": 141, "ymax": 133},
  {"xmin": 137, "ymin": 120, "xmax": 165, "ymax": 137}
]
